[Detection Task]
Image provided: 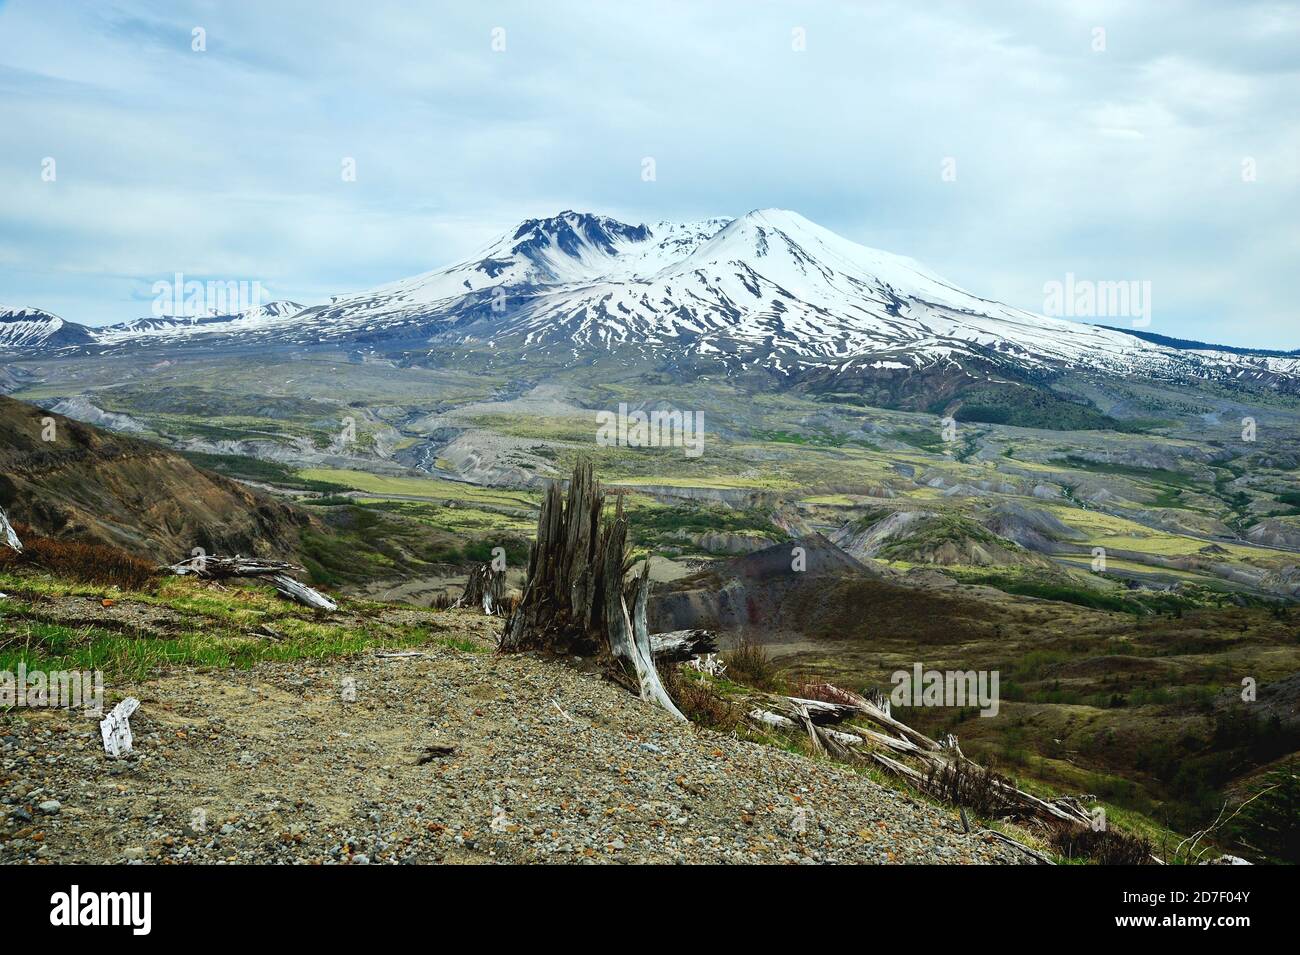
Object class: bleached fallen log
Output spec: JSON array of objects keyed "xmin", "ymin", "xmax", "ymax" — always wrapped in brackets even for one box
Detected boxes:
[
  {"xmin": 168, "ymin": 553, "xmax": 334, "ymax": 611},
  {"xmin": 649, "ymin": 629, "xmax": 718, "ymax": 662},
  {"xmin": 844, "ymin": 724, "xmax": 932, "ymax": 758},
  {"xmin": 268, "ymin": 573, "xmax": 338, "ymax": 612},
  {"xmin": 169, "ymin": 555, "xmax": 302, "ymax": 578},
  {"xmin": 796, "ymin": 682, "xmax": 942, "ymax": 751},
  {"xmin": 768, "ymin": 695, "xmax": 861, "ymax": 725},
  {"xmin": 749, "ymin": 708, "xmax": 796, "ymax": 729},
  {"xmin": 823, "ymin": 728, "xmax": 864, "ymax": 747},
  {"xmin": 814, "ymin": 724, "xmax": 865, "ymax": 761},
  {"xmin": 0, "ymin": 506, "xmax": 21, "ymax": 553},
  {"xmin": 100, "ymin": 697, "xmax": 140, "ymax": 759}
]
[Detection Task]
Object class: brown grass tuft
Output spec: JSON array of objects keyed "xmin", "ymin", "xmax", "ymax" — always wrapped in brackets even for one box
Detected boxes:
[
  {"xmin": 1050, "ymin": 825, "xmax": 1155, "ymax": 865},
  {"xmin": 0, "ymin": 523, "xmax": 157, "ymax": 591},
  {"xmin": 661, "ymin": 666, "xmax": 745, "ymax": 731},
  {"xmin": 724, "ymin": 633, "xmax": 781, "ymax": 691}
]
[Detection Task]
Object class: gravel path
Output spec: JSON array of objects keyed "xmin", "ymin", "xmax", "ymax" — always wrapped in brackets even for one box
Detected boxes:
[{"xmin": 1, "ymin": 615, "xmax": 1023, "ymax": 865}]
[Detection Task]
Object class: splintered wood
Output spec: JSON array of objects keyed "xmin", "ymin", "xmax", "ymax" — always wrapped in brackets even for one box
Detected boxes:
[
  {"xmin": 100, "ymin": 697, "xmax": 140, "ymax": 759},
  {"xmin": 500, "ymin": 459, "xmax": 685, "ymax": 720},
  {"xmin": 456, "ymin": 562, "xmax": 506, "ymax": 615}
]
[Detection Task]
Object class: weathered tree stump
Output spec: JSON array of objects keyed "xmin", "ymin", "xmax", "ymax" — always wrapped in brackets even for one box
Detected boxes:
[
  {"xmin": 500, "ymin": 458, "xmax": 608, "ymax": 654},
  {"xmin": 456, "ymin": 562, "xmax": 506, "ymax": 615},
  {"xmin": 501, "ymin": 459, "xmax": 685, "ymax": 720}
]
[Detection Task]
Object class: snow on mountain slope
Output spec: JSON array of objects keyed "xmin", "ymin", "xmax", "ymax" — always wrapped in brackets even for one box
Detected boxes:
[
  {"xmin": 448, "ymin": 209, "xmax": 1296, "ymax": 383},
  {"xmin": 318, "ymin": 212, "xmax": 732, "ymax": 315},
  {"xmin": 7, "ymin": 210, "xmax": 1298, "ymax": 392},
  {"xmin": 94, "ymin": 301, "xmax": 307, "ymax": 343},
  {"xmin": 0, "ymin": 306, "xmax": 94, "ymax": 351}
]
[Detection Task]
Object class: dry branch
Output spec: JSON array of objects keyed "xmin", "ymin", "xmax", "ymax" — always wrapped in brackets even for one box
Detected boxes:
[
  {"xmin": 0, "ymin": 506, "xmax": 21, "ymax": 553},
  {"xmin": 978, "ymin": 829, "xmax": 1056, "ymax": 865},
  {"xmin": 760, "ymin": 681, "xmax": 1096, "ymax": 834}
]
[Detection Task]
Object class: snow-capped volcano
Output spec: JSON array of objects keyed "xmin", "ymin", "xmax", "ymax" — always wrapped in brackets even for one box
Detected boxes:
[
  {"xmin": 5, "ymin": 210, "xmax": 1298, "ymax": 395},
  {"xmin": 318, "ymin": 212, "xmax": 732, "ymax": 315}
]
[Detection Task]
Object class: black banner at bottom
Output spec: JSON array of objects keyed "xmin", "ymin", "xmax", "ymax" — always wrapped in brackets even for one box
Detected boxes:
[{"xmin": 3, "ymin": 862, "xmax": 1283, "ymax": 942}]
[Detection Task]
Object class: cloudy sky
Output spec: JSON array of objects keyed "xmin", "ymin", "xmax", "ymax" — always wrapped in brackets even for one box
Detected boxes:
[{"xmin": 1, "ymin": 0, "xmax": 1296, "ymax": 347}]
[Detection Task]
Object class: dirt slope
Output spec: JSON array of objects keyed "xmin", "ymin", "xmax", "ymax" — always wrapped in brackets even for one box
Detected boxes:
[
  {"xmin": 0, "ymin": 612, "xmax": 1021, "ymax": 865},
  {"xmin": 0, "ymin": 394, "xmax": 311, "ymax": 563}
]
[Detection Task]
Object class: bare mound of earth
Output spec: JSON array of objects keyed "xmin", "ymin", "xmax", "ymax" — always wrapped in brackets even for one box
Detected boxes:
[
  {"xmin": 0, "ymin": 622, "xmax": 1020, "ymax": 865},
  {"xmin": 833, "ymin": 510, "xmax": 1051, "ymax": 569},
  {"xmin": 0, "ymin": 394, "xmax": 310, "ymax": 562}
]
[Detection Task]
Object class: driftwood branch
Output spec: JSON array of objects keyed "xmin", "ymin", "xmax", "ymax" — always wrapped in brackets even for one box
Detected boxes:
[
  {"xmin": 649, "ymin": 629, "xmax": 718, "ymax": 662},
  {"xmin": 0, "ymin": 506, "xmax": 21, "ymax": 553},
  {"xmin": 168, "ymin": 553, "xmax": 335, "ymax": 612},
  {"xmin": 267, "ymin": 573, "xmax": 338, "ymax": 612},
  {"xmin": 610, "ymin": 555, "xmax": 686, "ymax": 721}
]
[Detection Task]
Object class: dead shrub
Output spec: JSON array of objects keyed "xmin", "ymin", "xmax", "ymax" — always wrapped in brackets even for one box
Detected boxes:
[
  {"xmin": 725, "ymin": 633, "xmax": 780, "ymax": 691},
  {"xmin": 0, "ymin": 523, "xmax": 157, "ymax": 591},
  {"xmin": 923, "ymin": 759, "xmax": 1016, "ymax": 819},
  {"xmin": 661, "ymin": 666, "xmax": 744, "ymax": 731},
  {"xmin": 1050, "ymin": 826, "xmax": 1154, "ymax": 865}
]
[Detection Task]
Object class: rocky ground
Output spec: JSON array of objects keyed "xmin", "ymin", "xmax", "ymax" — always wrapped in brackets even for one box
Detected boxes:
[{"xmin": 0, "ymin": 611, "xmax": 1023, "ymax": 865}]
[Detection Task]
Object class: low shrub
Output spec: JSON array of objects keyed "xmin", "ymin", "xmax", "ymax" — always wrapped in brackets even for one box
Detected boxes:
[
  {"xmin": 725, "ymin": 634, "xmax": 781, "ymax": 691},
  {"xmin": 661, "ymin": 667, "xmax": 744, "ymax": 731},
  {"xmin": 923, "ymin": 759, "xmax": 1015, "ymax": 819}
]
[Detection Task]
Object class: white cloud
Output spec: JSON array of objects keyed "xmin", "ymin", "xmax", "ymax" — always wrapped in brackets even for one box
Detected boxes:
[{"xmin": 0, "ymin": 0, "xmax": 1296, "ymax": 347}]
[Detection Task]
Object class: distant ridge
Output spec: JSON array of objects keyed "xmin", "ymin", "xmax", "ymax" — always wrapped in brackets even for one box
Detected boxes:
[{"xmin": 1097, "ymin": 324, "xmax": 1300, "ymax": 359}]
